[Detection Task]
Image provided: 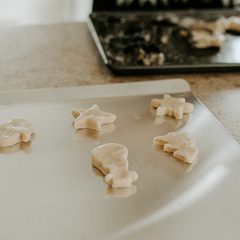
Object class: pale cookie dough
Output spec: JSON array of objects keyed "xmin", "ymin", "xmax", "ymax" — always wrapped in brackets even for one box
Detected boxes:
[
  {"xmin": 0, "ymin": 118, "xmax": 35, "ymax": 148},
  {"xmin": 178, "ymin": 16, "xmax": 230, "ymax": 48},
  {"xmin": 72, "ymin": 104, "xmax": 116, "ymax": 131},
  {"xmin": 153, "ymin": 132, "xmax": 199, "ymax": 163},
  {"xmin": 91, "ymin": 143, "xmax": 138, "ymax": 188},
  {"xmin": 151, "ymin": 94, "xmax": 194, "ymax": 119},
  {"xmin": 225, "ymin": 16, "xmax": 240, "ymax": 32},
  {"xmin": 190, "ymin": 29, "xmax": 226, "ymax": 49}
]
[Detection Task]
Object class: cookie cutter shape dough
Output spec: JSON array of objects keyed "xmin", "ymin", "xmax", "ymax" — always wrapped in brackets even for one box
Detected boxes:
[
  {"xmin": 225, "ymin": 16, "xmax": 240, "ymax": 32},
  {"xmin": 153, "ymin": 132, "xmax": 199, "ymax": 163},
  {"xmin": 0, "ymin": 118, "xmax": 35, "ymax": 148},
  {"xmin": 72, "ymin": 104, "xmax": 116, "ymax": 131},
  {"xmin": 151, "ymin": 94, "xmax": 194, "ymax": 119},
  {"xmin": 91, "ymin": 143, "xmax": 138, "ymax": 188}
]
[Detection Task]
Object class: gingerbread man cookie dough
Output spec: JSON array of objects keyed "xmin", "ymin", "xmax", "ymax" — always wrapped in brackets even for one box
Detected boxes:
[
  {"xmin": 151, "ymin": 94, "xmax": 194, "ymax": 119},
  {"xmin": 72, "ymin": 104, "xmax": 116, "ymax": 131},
  {"xmin": 91, "ymin": 143, "xmax": 138, "ymax": 188},
  {"xmin": 0, "ymin": 118, "xmax": 35, "ymax": 148},
  {"xmin": 153, "ymin": 132, "xmax": 199, "ymax": 163}
]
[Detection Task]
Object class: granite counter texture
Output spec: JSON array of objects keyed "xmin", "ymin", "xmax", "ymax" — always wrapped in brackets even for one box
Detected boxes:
[{"xmin": 0, "ymin": 22, "xmax": 240, "ymax": 143}]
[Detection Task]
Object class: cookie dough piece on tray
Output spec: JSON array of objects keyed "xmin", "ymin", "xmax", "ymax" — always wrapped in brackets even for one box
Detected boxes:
[
  {"xmin": 151, "ymin": 94, "xmax": 194, "ymax": 119},
  {"xmin": 0, "ymin": 118, "xmax": 35, "ymax": 148},
  {"xmin": 225, "ymin": 16, "xmax": 240, "ymax": 32},
  {"xmin": 153, "ymin": 132, "xmax": 199, "ymax": 163},
  {"xmin": 91, "ymin": 143, "xmax": 138, "ymax": 188},
  {"xmin": 72, "ymin": 104, "xmax": 116, "ymax": 131},
  {"xmin": 189, "ymin": 29, "xmax": 226, "ymax": 49}
]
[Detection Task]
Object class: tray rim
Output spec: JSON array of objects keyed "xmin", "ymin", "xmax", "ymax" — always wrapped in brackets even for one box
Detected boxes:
[{"xmin": 0, "ymin": 79, "xmax": 191, "ymax": 105}]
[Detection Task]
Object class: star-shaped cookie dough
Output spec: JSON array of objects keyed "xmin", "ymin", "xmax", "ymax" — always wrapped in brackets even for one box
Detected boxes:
[
  {"xmin": 151, "ymin": 94, "xmax": 194, "ymax": 119},
  {"xmin": 71, "ymin": 104, "xmax": 116, "ymax": 131}
]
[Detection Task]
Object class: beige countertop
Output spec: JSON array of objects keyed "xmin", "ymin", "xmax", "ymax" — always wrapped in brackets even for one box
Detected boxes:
[{"xmin": 0, "ymin": 22, "xmax": 240, "ymax": 143}]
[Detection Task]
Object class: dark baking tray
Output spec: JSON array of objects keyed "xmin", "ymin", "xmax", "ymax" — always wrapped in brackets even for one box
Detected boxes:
[{"xmin": 87, "ymin": 9, "xmax": 240, "ymax": 75}]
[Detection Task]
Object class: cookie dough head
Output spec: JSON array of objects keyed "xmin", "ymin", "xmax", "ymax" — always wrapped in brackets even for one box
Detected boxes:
[
  {"xmin": 92, "ymin": 143, "xmax": 129, "ymax": 175},
  {"xmin": 91, "ymin": 143, "xmax": 138, "ymax": 188},
  {"xmin": 0, "ymin": 118, "xmax": 35, "ymax": 148}
]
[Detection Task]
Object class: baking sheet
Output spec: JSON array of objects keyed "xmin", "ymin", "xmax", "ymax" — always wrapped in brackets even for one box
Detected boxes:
[
  {"xmin": 88, "ymin": 9, "xmax": 240, "ymax": 74},
  {"xmin": 0, "ymin": 79, "xmax": 240, "ymax": 240}
]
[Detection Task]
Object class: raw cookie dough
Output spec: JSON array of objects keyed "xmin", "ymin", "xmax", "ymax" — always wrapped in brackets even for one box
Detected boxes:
[
  {"xmin": 178, "ymin": 16, "xmax": 240, "ymax": 49},
  {"xmin": 189, "ymin": 29, "xmax": 225, "ymax": 49},
  {"xmin": 153, "ymin": 132, "xmax": 199, "ymax": 163},
  {"xmin": 91, "ymin": 143, "xmax": 138, "ymax": 188},
  {"xmin": 0, "ymin": 118, "xmax": 35, "ymax": 148},
  {"xmin": 225, "ymin": 16, "xmax": 240, "ymax": 32},
  {"xmin": 72, "ymin": 104, "xmax": 116, "ymax": 131},
  {"xmin": 151, "ymin": 94, "xmax": 194, "ymax": 119}
]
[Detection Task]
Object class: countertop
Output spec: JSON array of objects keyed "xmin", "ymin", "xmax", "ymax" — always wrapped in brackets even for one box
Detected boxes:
[{"xmin": 0, "ymin": 22, "xmax": 240, "ymax": 143}]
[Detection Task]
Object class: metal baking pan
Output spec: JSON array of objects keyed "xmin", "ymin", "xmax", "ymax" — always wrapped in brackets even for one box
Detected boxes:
[
  {"xmin": 0, "ymin": 79, "xmax": 240, "ymax": 239},
  {"xmin": 88, "ymin": 9, "xmax": 240, "ymax": 75}
]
